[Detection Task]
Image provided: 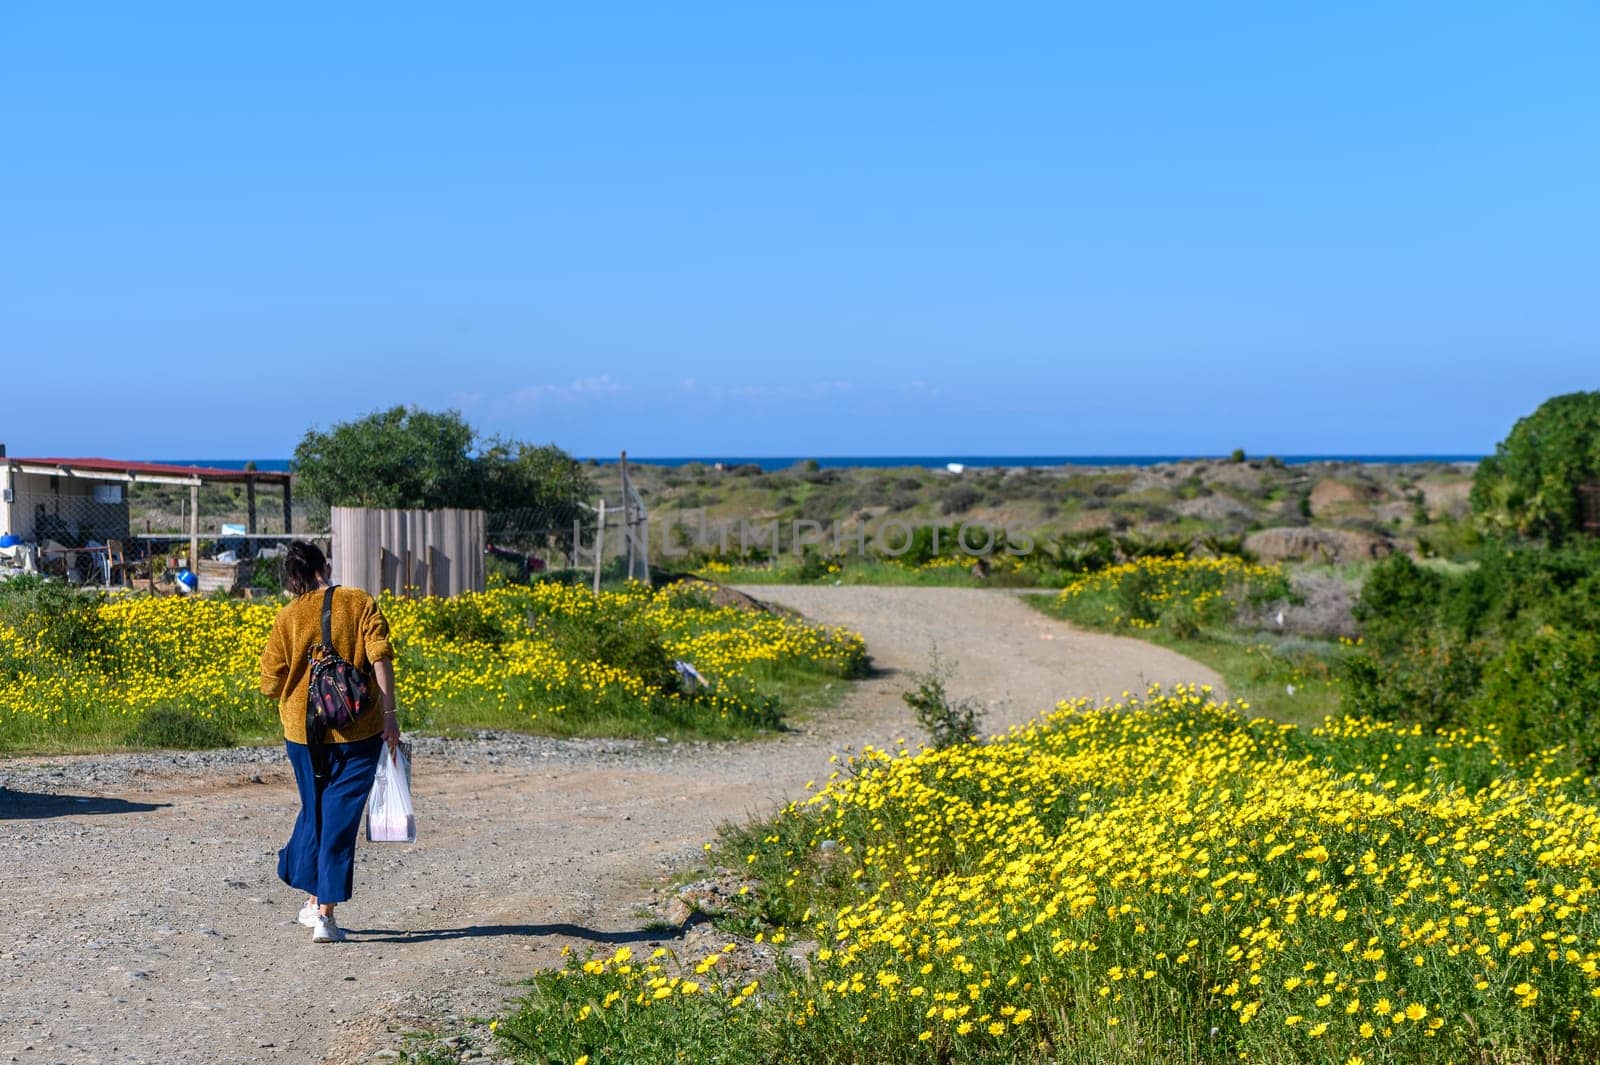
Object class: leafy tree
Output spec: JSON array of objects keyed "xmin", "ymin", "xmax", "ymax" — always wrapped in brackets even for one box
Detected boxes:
[
  {"xmin": 1470, "ymin": 390, "xmax": 1600, "ymax": 543},
  {"xmin": 477, "ymin": 437, "xmax": 595, "ymax": 553},
  {"xmin": 472, "ymin": 439, "xmax": 590, "ymax": 512},
  {"xmin": 294, "ymin": 407, "xmax": 477, "ymax": 509},
  {"xmin": 293, "ymin": 410, "xmax": 594, "ymax": 527}
]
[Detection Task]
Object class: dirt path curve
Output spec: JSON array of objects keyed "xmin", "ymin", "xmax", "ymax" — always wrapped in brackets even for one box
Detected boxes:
[{"xmin": 0, "ymin": 587, "xmax": 1218, "ymax": 1065}]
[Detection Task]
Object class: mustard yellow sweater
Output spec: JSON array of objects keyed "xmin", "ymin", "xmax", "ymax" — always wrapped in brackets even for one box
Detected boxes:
[{"xmin": 259, "ymin": 585, "xmax": 394, "ymax": 744}]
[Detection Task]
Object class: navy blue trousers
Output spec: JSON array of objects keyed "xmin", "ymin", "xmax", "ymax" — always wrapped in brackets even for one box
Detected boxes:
[{"xmin": 278, "ymin": 735, "xmax": 383, "ymax": 904}]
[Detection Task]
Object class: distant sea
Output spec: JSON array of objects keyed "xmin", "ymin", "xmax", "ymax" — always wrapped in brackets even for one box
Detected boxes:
[{"xmin": 170, "ymin": 454, "xmax": 1483, "ymax": 474}]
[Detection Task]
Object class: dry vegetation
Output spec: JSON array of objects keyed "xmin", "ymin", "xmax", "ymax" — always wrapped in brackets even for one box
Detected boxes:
[{"xmin": 588, "ymin": 458, "xmax": 1479, "ymax": 566}]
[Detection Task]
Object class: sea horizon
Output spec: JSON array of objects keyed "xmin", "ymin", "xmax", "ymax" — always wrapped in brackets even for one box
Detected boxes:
[{"xmin": 164, "ymin": 454, "xmax": 1484, "ymax": 474}]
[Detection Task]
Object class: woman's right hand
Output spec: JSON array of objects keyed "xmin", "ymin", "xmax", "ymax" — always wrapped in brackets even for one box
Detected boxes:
[{"xmin": 382, "ymin": 711, "xmax": 401, "ymax": 751}]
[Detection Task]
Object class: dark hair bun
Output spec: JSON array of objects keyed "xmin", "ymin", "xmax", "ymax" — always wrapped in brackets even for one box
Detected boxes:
[{"xmin": 283, "ymin": 540, "xmax": 327, "ymax": 595}]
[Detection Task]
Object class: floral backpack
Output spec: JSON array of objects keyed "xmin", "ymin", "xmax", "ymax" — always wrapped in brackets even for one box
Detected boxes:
[{"xmin": 305, "ymin": 586, "xmax": 370, "ymax": 779}]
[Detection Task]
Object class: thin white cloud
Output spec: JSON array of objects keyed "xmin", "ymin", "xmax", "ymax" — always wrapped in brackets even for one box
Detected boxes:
[
  {"xmin": 704, "ymin": 381, "xmax": 857, "ymax": 403},
  {"xmin": 510, "ymin": 374, "xmax": 627, "ymax": 406}
]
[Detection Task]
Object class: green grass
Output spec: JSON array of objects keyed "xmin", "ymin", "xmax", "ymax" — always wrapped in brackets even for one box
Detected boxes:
[
  {"xmin": 386, "ymin": 659, "xmax": 851, "ymax": 744},
  {"xmin": 0, "ymin": 659, "xmax": 853, "ymax": 757},
  {"xmin": 696, "ymin": 559, "xmax": 1051, "ymax": 589},
  {"xmin": 1020, "ymin": 594, "xmax": 1349, "ymax": 730},
  {"xmin": 1134, "ymin": 628, "xmax": 1344, "ymax": 728},
  {"xmin": 0, "ymin": 579, "xmax": 866, "ymax": 756}
]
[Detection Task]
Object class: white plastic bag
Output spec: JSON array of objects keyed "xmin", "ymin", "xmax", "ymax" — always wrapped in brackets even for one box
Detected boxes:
[{"xmin": 366, "ymin": 742, "xmax": 416, "ymax": 843}]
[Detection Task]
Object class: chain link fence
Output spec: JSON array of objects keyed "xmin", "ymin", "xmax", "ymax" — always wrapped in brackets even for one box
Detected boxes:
[{"xmin": 3, "ymin": 464, "xmax": 647, "ymax": 595}]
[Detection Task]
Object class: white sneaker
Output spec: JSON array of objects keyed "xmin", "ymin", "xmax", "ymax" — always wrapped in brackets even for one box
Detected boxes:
[
  {"xmin": 297, "ymin": 901, "xmax": 319, "ymax": 928},
  {"xmin": 311, "ymin": 914, "xmax": 346, "ymax": 943}
]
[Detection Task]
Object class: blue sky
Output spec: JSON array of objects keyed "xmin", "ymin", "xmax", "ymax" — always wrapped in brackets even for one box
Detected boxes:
[{"xmin": 1, "ymin": 3, "xmax": 1595, "ymax": 459}]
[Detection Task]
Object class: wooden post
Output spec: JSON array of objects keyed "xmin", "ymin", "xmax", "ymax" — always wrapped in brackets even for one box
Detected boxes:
[
  {"xmin": 282, "ymin": 479, "xmax": 293, "ymax": 535},
  {"xmin": 188, "ymin": 482, "xmax": 200, "ymax": 572},
  {"xmin": 592, "ymin": 498, "xmax": 606, "ymax": 595},
  {"xmin": 572, "ymin": 518, "xmax": 581, "ymax": 569},
  {"xmin": 245, "ymin": 477, "xmax": 257, "ymax": 534},
  {"xmin": 0, "ymin": 444, "xmax": 12, "ymax": 541},
  {"xmin": 618, "ymin": 451, "xmax": 633, "ymax": 580}
]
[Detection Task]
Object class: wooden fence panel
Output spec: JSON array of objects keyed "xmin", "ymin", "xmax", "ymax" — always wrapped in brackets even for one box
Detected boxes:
[{"xmin": 331, "ymin": 506, "xmax": 485, "ymax": 598}]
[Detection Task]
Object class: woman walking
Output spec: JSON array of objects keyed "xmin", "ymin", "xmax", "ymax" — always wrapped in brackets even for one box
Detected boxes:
[{"xmin": 260, "ymin": 541, "xmax": 400, "ymax": 943}]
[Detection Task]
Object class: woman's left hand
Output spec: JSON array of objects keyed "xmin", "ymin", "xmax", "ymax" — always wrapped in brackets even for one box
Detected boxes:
[{"xmin": 382, "ymin": 712, "xmax": 401, "ymax": 750}]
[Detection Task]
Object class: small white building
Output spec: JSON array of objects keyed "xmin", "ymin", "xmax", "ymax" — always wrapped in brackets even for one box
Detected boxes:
[
  {"xmin": 1, "ymin": 456, "xmax": 135, "ymax": 545},
  {"xmin": 0, "ymin": 448, "xmax": 293, "ymax": 562}
]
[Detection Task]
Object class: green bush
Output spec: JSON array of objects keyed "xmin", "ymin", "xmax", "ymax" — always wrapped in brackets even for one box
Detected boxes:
[
  {"xmin": 126, "ymin": 707, "xmax": 236, "ymax": 750},
  {"xmin": 1159, "ymin": 598, "xmax": 1204, "ymax": 639},
  {"xmin": 794, "ymin": 547, "xmax": 836, "ymax": 582},
  {"xmin": 1339, "ymin": 633, "xmax": 1484, "ymax": 730},
  {"xmin": 1043, "ymin": 530, "xmax": 1116, "ymax": 574},
  {"xmin": 1471, "ymin": 390, "xmax": 1600, "ymax": 543},
  {"xmin": 424, "ymin": 594, "xmax": 514, "ymax": 645},
  {"xmin": 1344, "ymin": 541, "xmax": 1600, "ymax": 767},
  {"xmin": 533, "ymin": 598, "xmax": 679, "ymax": 695},
  {"xmin": 0, "ymin": 576, "xmax": 110, "ymax": 660},
  {"xmin": 901, "ymin": 649, "xmax": 984, "ymax": 749},
  {"xmin": 1467, "ymin": 627, "xmax": 1600, "ymax": 774},
  {"xmin": 1350, "ymin": 554, "xmax": 1444, "ymax": 654},
  {"xmin": 938, "ymin": 484, "xmax": 982, "ymax": 515},
  {"xmin": 250, "ymin": 559, "xmax": 283, "ymax": 594}
]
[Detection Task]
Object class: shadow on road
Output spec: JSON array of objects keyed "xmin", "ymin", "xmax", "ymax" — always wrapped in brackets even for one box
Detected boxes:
[
  {"xmin": 352, "ymin": 918, "xmax": 702, "ymax": 946},
  {"xmin": 0, "ymin": 788, "xmax": 173, "ymax": 820}
]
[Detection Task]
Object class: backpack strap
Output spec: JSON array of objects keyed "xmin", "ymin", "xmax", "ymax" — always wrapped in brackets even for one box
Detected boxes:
[
  {"xmin": 308, "ymin": 585, "xmax": 338, "ymax": 782},
  {"xmin": 321, "ymin": 585, "xmax": 336, "ymax": 654}
]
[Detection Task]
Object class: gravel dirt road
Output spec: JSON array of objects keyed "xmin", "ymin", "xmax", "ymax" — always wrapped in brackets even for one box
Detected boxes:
[{"xmin": 0, "ymin": 586, "xmax": 1219, "ymax": 1065}]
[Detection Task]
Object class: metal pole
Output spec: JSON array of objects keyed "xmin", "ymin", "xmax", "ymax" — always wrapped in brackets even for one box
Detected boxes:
[{"xmin": 188, "ymin": 483, "xmax": 200, "ymax": 572}]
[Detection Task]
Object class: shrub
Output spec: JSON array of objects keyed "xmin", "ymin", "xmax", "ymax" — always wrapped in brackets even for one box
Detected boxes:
[
  {"xmin": 1466, "ymin": 627, "xmax": 1600, "ymax": 774},
  {"xmin": 0, "ymin": 576, "xmax": 110, "ymax": 660},
  {"xmin": 1350, "ymin": 554, "xmax": 1445, "ymax": 655},
  {"xmin": 887, "ymin": 492, "xmax": 918, "ymax": 512},
  {"xmin": 794, "ymin": 548, "xmax": 838, "ymax": 582},
  {"xmin": 1045, "ymin": 531, "xmax": 1116, "ymax": 574},
  {"xmin": 1339, "ymin": 632, "xmax": 1485, "ymax": 729},
  {"xmin": 902, "ymin": 649, "xmax": 984, "ymax": 749},
  {"xmin": 1344, "ymin": 541, "xmax": 1600, "ymax": 758},
  {"xmin": 1471, "ymin": 390, "xmax": 1600, "ymax": 543},
  {"xmin": 534, "ymin": 599, "xmax": 679, "ymax": 695},
  {"xmin": 126, "ymin": 707, "xmax": 236, "ymax": 750},
  {"xmin": 408, "ymin": 593, "xmax": 513, "ymax": 645},
  {"xmin": 1159, "ymin": 597, "xmax": 1204, "ymax": 639},
  {"xmin": 939, "ymin": 484, "xmax": 983, "ymax": 515},
  {"xmin": 1055, "ymin": 556, "xmax": 1291, "ymax": 632}
]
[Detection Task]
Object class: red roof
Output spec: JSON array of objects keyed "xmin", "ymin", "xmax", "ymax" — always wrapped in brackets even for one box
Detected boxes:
[{"xmin": 6, "ymin": 457, "xmax": 291, "ymax": 483}]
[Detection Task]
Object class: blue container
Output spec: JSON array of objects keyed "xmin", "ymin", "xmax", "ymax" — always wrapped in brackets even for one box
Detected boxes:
[{"xmin": 0, "ymin": 534, "xmax": 19, "ymax": 548}]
